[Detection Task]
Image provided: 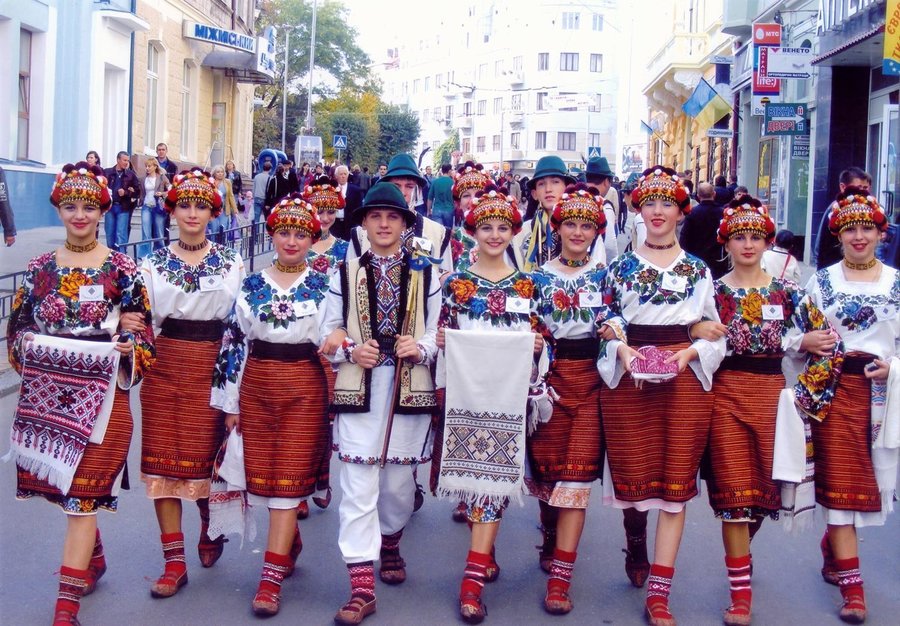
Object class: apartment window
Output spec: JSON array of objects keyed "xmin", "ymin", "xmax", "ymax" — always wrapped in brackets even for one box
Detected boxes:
[
  {"xmin": 510, "ymin": 132, "xmax": 520, "ymax": 149},
  {"xmin": 590, "ymin": 54, "xmax": 603, "ymax": 72},
  {"xmin": 17, "ymin": 30, "xmax": 32, "ymax": 160},
  {"xmin": 511, "ymin": 93, "xmax": 523, "ymax": 111},
  {"xmin": 146, "ymin": 43, "xmax": 161, "ymax": 149},
  {"xmin": 477, "ymin": 100, "xmax": 486, "ymax": 115},
  {"xmin": 463, "ymin": 101, "xmax": 473, "ymax": 116},
  {"xmin": 433, "ymin": 107, "xmax": 441, "ymax": 121},
  {"xmin": 592, "ymin": 13, "xmax": 604, "ymax": 31},
  {"xmin": 538, "ymin": 52, "xmax": 549, "ymax": 71},
  {"xmin": 560, "ymin": 53, "xmax": 579, "ymax": 71},
  {"xmin": 557, "ymin": 132, "xmax": 576, "ymax": 151},
  {"xmin": 432, "ymin": 140, "xmax": 440, "ymax": 150},
  {"xmin": 446, "ymin": 105, "xmax": 454, "ymax": 119},
  {"xmin": 424, "ymin": 76, "xmax": 430, "ymax": 92},
  {"xmin": 180, "ymin": 62, "xmax": 195, "ymax": 158},
  {"xmin": 535, "ymin": 131, "xmax": 547, "ymax": 150},
  {"xmin": 435, "ymin": 73, "xmax": 443, "ymax": 88},
  {"xmin": 462, "ymin": 137, "xmax": 471, "ymax": 153},
  {"xmin": 562, "ymin": 12, "xmax": 580, "ymax": 29},
  {"xmin": 536, "ymin": 92, "xmax": 548, "ymax": 111},
  {"xmin": 589, "ymin": 133, "xmax": 600, "ymax": 147},
  {"xmin": 493, "ymin": 97, "xmax": 503, "ymax": 114},
  {"xmin": 477, "ymin": 136, "xmax": 486, "ymax": 152},
  {"xmin": 513, "ymin": 55, "xmax": 523, "ymax": 71},
  {"xmin": 479, "ymin": 63, "xmax": 488, "ymax": 79},
  {"xmin": 413, "ymin": 78, "xmax": 421, "ymax": 93},
  {"xmin": 589, "ymin": 94, "xmax": 602, "ymax": 112},
  {"xmin": 402, "ymin": 81, "xmax": 408, "ymax": 96},
  {"xmin": 492, "ymin": 134, "xmax": 501, "ymax": 151},
  {"xmin": 494, "ymin": 60, "xmax": 503, "ymax": 77},
  {"xmin": 422, "ymin": 109, "xmax": 429, "ymax": 122}
]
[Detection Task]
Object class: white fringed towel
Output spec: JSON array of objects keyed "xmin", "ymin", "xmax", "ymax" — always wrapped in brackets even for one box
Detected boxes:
[
  {"xmin": 438, "ymin": 329, "xmax": 533, "ymax": 507},
  {"xmin": 773, "ymin": 388, "xmax": 815, "ymax": 532},
  {"xmin": 209, "ymin": 429, "xmax": 256, "ymax": 547}
]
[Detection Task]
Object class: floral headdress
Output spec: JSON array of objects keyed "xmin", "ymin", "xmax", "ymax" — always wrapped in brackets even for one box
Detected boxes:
[
  {"xmin": 631, "ymin": 165, "xmax": 691, "ymax": 213},
  {"xmin": 164, "ymin": 169, "xmax": 223, "ymax": 216},
  {"xmin": 463, "ymin": 184, "xmax": 522, "ymax": 235},
  {"xmin": 716, "ymin": 195, "xmax": 776, "ymax": 244},
  {"xmin": 302, "ymin": 175, "xmax": 346, "ymax": 213},
  {"xmin": 827, "ymin": 186, "xmax": 888, "ymax": 235},
  {"xmin": 550, "ymin": 183, "xmax": 607, "ymax": 235},
  {"xmin": 50, "ymin": 162, "xmax": 111, "ymax": 212},
  {"xmin": 452, "ymin": 161, "xmax": 491, "ymax": 199},
  {"xmin": 266, "ymin": 193, "xmax": 322, "ymax": 241}
]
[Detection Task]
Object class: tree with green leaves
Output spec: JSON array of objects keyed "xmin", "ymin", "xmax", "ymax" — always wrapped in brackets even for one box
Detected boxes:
[{"xmin": 434, "ymin": 130, "xmax": 460, "ymax": 168}]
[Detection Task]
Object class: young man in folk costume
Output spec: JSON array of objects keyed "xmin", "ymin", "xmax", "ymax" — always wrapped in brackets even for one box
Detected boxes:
[
  {"xmin": 347, "ymin": 153, "xmax": 454, "ymax": 277},
  {"xmin": 511, "ymin": 156, "xmax": 608, "ymax": 272},
  {"xmin": 320, "ymin": 182, "xmax": 442, "ymax": 625}
]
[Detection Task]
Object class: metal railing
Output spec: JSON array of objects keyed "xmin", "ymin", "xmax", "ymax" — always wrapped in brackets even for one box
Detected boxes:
[{"xmin": 0, "ymin": 222, "xmax": 273, "ymax": 345}]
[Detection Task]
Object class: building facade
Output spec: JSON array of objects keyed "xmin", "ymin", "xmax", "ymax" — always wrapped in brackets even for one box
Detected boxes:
[{"xmin": 378, "ymin": 0, "xmax": 622, "ymax": 176}]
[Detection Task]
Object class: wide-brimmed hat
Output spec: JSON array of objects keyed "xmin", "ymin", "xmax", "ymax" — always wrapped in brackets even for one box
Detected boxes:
[
  {"xmin": 585, "ymin": 156, "xmax": 614, "ymax": 179},
  {"xmin": 353, "ymin": 182, "xmax": 417, "ymax": 227},
  {"xmin": 383, "ymin": 154, "xmax": 426, "ymax": 187},
  {"xmin": 50, "ymin": 162, "xmax": 112, "ymax": 212},
  {"xmin": 528, "ymin": 156, "xmax": 576, "ymax": 189}
]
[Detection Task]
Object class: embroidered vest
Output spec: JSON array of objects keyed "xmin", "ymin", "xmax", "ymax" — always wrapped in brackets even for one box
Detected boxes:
[{"xmin": 332, "ymin": 254, "xmax": 437, "ymax": 414}]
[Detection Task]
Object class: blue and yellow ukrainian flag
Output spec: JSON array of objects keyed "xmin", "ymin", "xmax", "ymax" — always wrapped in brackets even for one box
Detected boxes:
[{"xmin": 682, "ymin": 79, "xmax": 731, "ymax": 129}]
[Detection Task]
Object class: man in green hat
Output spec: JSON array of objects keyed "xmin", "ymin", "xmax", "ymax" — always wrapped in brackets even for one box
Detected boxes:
[
  {"xmin": 585, "ymin": 156, "xmax": 620, "ymax": 262},
  {"xmin": 347, "ymin": 154, "xmax": 453, "ymax": 276},
  {"xmin": 321, "ymin": 181, "xmax": 442, "ymax": 625}
]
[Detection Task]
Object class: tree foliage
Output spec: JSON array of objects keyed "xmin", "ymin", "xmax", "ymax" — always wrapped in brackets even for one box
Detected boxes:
[{"xmin": 434, "ymin": 130, "xmax": 460, "ymax": 168}]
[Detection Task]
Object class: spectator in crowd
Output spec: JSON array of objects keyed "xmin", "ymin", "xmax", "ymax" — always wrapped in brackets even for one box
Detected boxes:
[
  {"xmin": 358, "ymin": 166, "xmax": 372, "ymax": 192},
  {"xmin": 225, "ymin": 160, "xmax": 242, "ymax": 196},
  {"xmin": 584, "ymin": 157, "xmax": 619, "ymax": 262},
  {"xmin": 726, "ymin": 173, "xmax": 738, "ymax": 194},
  {"xmin": 680, "ymin": 169, "xmax": 695, "ymax": 195},
  {"xmin": 299, "ymin": 162, "xmax": 313, "ymax": 188},
  {"xmin": 253, "ymin": 161, "xmax": 272, "ymax": 221},
  {"xmin": 734, "ymin": 185, "xmax": 749, "ymax": 196},
  {"xmin": 138, "ymin": 157, "xmax": 170, "ymax": 258},
  {"xmin": 103, "ymin": 151, "xmax": 140, "ymax": 252},
  {"xmin": 210, "ymin": 164, "xmax": 238, "ymax": 243},
  {"xmin": 0, "ymin": 164, "xmax": 15, "ymax": 246},
  {"xmin": 266, "ymin": 161, "xmax": 300, "ymax": 212},
  {"xmin": 236, "ymin": 190, "xmax": 255, "ymax": 228},
  {"xmin": 85, "ymin": 151, "xmax": 102, "ymax": 168},
  {"xmin": 155, "ymin": 143, "xmax": 178, "ymax": 178},
  {"xmin": 426, "ymin": 163, "xmax": 455, "ymax": 229},
  {"xmin": 372, "ymin": 163, "xmax": 388, "ymax": 186},
  {"xmin": 713, "ymin": 175, "xmax": 734, "ymax": 205},
  {"xmin": 679, "ymin": 182, "xmax": 728, "ymax": 278},
  {"xmin": 332, "ymin": 164, "xmax": 363, "ymax": 240},
  {"xmin": 816, "ymin": 167, "xmax": 871, "ymax": 269},
  {"xmin": 761, "ymin": 229, "xmax": 802, "ymax": 282},
  {"xmin": 505, "ymin": 171, "xmax": 522, "ymax": 204}
]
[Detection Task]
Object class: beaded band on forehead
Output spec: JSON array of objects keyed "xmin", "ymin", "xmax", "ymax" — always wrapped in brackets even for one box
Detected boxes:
[
  {"xmin": 51, "ymin": 163, "xmax": 111, "ymax": 211},
  {"xmin": 165, "ymin": 169, "xmax": 222, "ymax": 215},
  {"xmin": 267, "ymin": 196, "xmax": 321, "ymax": 240},
  {"xmin": 716, "ymin": 197, "xmax": 775, "ymax": 244},
  {"xmin": 464, "ymin": 188, "xmax": 522, "ymax": 235},
  {"xmin": 550, "ymin": 187, "xmax": 607, "ymax": 234},
  {"xmin": 828, "ymin": 188, "xmax": 887, "ymax": 235},
  {"xmin": 302, "ymin": 182, "xmax": 346, "ymax": 213}
]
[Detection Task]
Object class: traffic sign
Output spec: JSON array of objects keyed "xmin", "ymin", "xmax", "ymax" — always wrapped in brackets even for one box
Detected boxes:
[
  {"xmin": 333, "ymin": 135, "xmax": 348, "ymax": 149},
  {"xmin": 587, "ymin": 146, "xmax": 602, "ymax": 159},
  {"xmin": 764, "ymin": 103, "xmax": 808, "ymax": 135},
  {"xmin": 764, "ymin": 47, "xmax": 812, "ymax": 79}
]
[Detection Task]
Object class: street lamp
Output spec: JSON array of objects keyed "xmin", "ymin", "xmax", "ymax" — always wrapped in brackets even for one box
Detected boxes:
[
  {"xmin": 281, "ymin": 25, "xmax": 294, "ymax": 153},
  {"xmin": 305, "ymin": 0, "xmax": 318, "ymax": 135}
]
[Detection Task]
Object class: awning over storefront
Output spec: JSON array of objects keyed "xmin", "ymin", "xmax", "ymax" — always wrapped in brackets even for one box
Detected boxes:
[
  {"xmin": 812, "ymin": 23, "xmax": 885, "ymax": 67},
  {"xmin": 202, "ymin": 49, "xmax": 274, "ymax": 84}
]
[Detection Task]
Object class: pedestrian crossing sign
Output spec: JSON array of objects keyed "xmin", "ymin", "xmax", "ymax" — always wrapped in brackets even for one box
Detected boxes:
[
  {"xmin": 333, "ymin": 135, "xmax": 348, "ymax": 149},
  {"xmin": 587, "ymin": 146, "xmax": 602, "ymax": 159}
]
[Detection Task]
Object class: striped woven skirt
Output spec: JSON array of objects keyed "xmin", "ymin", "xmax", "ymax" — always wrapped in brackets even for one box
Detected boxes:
[
  {"xmin": 314, "ymin": 354, "xmax": 336, "ymax": 492},
  {"xmin": 706, "ymin": 357, "xmax": 783, "ymax": 520},
  {"xmin": 240, "ymin": 353, "xmax": 328, "ymax": 499},
  {"xmin": 17, "ymin": 389, "xmax": 132, "ymax": 514},
  {"xmin": 528, "ymin": 353, "xmax": 603, "ymax": 483},
  {"xmin": 140, "ymin": 336, "xmax": 223, "ymax": 489},
  {"xmin": 811, "ymin": 359, "xmax": 880, "ymax": 513},
  {"xmin": 601, "ymin": 334, "xmax": 713, "ymax": 503}
]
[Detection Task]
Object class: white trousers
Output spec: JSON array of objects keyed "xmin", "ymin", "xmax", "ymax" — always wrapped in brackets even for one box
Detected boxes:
[{"xmin": 338, "ymin": 462, "xmax": 415, "ymax": 563}]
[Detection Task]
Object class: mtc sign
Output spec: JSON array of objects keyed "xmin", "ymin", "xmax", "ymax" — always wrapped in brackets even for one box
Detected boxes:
[{"xmin": 764, "ymin": 103, "xmax": 808, "ymax": 135}]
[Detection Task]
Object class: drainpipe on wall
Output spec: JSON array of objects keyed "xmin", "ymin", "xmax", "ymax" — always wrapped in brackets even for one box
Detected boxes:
[{"xmin": 126, "ymin": 0, "xmax": 136, "ymax": 155}]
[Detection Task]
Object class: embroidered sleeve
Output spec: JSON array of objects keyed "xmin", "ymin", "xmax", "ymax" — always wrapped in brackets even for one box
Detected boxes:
[
  {"xmin": 793, "ymin": 292, "xmax": 844, "ymax": 421},
  {"xmin": 320, "ymin": 270, "xmax": 349, "ymax": 363},
  {"xmin": 117, "ymin": 259, "xmax": 156, "ymax": 388},
  {"xmin": 6, "ymin": 272, "xmax": 38, "ymax": 374},
  {"xmin": 210, "ymin": 301, "xmax": 248, "ymax": 415},
  {"xmin": 687, "ymin": 274, "xmax": 726, "ymax": 391}
]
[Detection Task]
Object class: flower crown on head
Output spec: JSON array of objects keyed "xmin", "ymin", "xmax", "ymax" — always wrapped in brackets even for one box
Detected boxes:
[
  {"xmin": 828, "ymin": 186, "xmax": 888, "ymax": 235},
  {"xmin": 266, "ymin": 193, "xmax": 322, "ymax": 240},
  {"xmin": 550, "ymin": 183, "xmax": 607, "ymax": 235},
  {"xmin": 50, "ymin": 162, "xmax": 111, "ymax": 211},
  {"xmin": 464, "ymin": 184, "xmax": 523, "ymax": 235},
  {"xmin": 717, "ymin": 195, "xmax": 775, "ymax": 244}
]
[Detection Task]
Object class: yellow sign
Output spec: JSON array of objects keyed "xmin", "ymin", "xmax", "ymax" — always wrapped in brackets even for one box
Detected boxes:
[{"xmin": 886, "ymin": 0, "xmax": 900, "ymax": 75}]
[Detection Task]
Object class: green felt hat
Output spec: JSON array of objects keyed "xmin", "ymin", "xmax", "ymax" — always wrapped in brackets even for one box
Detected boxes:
[
  {"xmin": 383, "ymin": 154, "xmax": 426, "ymax": 187},
  {"xmin": 354, "ymin": 182, "xmax": 417, "ymax": 227},
  {"xmin": 529, "ymin": 155, "xmax": 576, "ymax": 189}
]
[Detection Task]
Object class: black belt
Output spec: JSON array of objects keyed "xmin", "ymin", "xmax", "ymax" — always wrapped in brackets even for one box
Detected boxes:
[
  {"xmin": 719, "ymin": 354, "xmax": 783, "ymax": 375},
  {"xmin": 160, "ymin": 318, "xmax": 224, "ymax": 342},
  {"xmin": 249, "ymin": 340, "xmax": 318, "ymax": 362},
  {"xmin": 628, "ymin": 324, "xmax": 692, "ymax": 347},
  {"xmin": 843, "ymin": 354, "xmax": 877, "ymax": 376},
  {"xmin": 54, "ymin": 332, "xmax": 112, "ymax": 343},
  {"xmin": 554, "ymin": 337, "xmax": 600, "ymax": 360},
  {"xmin": 375, "ymin": 335, "xmax": 396, "ymax": 355}
]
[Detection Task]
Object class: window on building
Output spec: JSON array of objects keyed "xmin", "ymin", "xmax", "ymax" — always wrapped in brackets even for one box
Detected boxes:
[
  {"xmin": 511, "ymin": 93, "xmax": 523, "ymax": 111},
  {"xmin": 463, "ymin": 101, "xmax": 473, "ymax": 116},
  {"xmin": 510, "ymin": 132, "xmax": 520, "ymax": 149},
  {"xmin": 562, "ymin": 12, "xmax": 580, "ymax": 29},
  {"xmin": 462, "ymin": 137, "xmax": 471, "ymax": 153},
  {"xmin": 446, "ymin": 105, "xmax": 454, "ymax": 119},
  {"xmin": 180, "ymin": 62, "xmax": 195, "ymax": 159},
  {"xmin": 538, "ymin": 52, "xmax": 549, "ymax": 71},
  {"xmin": 413, "ymin": 78, "xmax": 420, "ymax": 93},
  {"xmin": 435, "ymin": 73, "xmax": 443, "ymax": 88},
  {"xmin": 592, "ymin": 13, "xmax": 604, "ymax": 31},
  {"xmin": 494, "ymin": 60, "xmax": 503, "ymax": 77},
  {"xmin": 477, "ymin": 100, "xmax": 486, "ymax": 115},
  {"xmin": 560, "ymin": 53, "xmax": 579, "ymax": 71},
  {"xmin": 590, "ymin": 54, "xmax": 603, "ymax": 72},
  {"xmin": 589, "ymin": 94, "xmax": 602, "ymax": 112},
  {"xmin": 433, "ymin": 140, "xmax": 440, "ymax": 151},
  {"xmin": 557, "ymin": 132, "xmax": 576, "ymax": 151},
  {"xmin": 17, "ymin": 29, "xmax": 32, "ymax": 160},
  {"xmin": 513, "ymin": 55, "xmax": 523, "ymax": 71},
  {"xmin": 589, "ymin": 132, "xmax": 600, "ymax": 147},
  {"xmin": 493, "ymin": 97, "xmax": 503, "ymax": 114},
  {"xmin": 146, "ymin": 43, "xmax": 161, "ymax": 150},
  {"xmin": 537, "ymin": 92, "xmax": 548, "ymax": 111},
  {"xmin": 535, "ymin": 131, "xmax": 547, "ymax": 149},
  {"xmin": 477, "ymin": 136, "xmax": 486, "ymax": 152},
  {"xmin": 492, "ymin": 134, "xmax": 501, "ymax": 151},
  {"xmin": 424, "ymin": 76, "xmax": 430, "ymax": 92},
  {"xmin": 433, "ymin": 106, "xmax": 441, "ymax": 121},
  {"xmin": 479, "ymin": 63, "xmax": 488, "ymax": 80},
  {"xmin": 402, "ymin": 81, "xmax": 408, "ymax": 96},
  {"xmin": 422, "ymin": 109, "xmax": 429, "ymax": 122}
]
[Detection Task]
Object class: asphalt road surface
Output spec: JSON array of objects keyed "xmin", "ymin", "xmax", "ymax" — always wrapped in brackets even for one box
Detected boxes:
[{"xmin": 0, "ymin": 389, "xmax": 897, "ymax": 625}]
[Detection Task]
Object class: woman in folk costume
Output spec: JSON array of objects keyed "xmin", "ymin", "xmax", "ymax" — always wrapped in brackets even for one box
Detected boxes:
[
  {"xmin": 319, "ymin": 182, "xmax": 441, "ymax": 626},
  {"xmin": 595, "ymin": 165, "xmax": 726, "ymax": 626},
  {"xmin": 211, "ymin": 195, "xmax": 330, "ymax": 616},
  {"xmin": 696, "ymin": 196, "xmax": 843, "ymax": 626},
  {"xmin": 6, "ymin": 162, "xmax": 155, "ymax": 625},
  {"xmin": 436, "ymin": 185, "xmax": 546, "ymax": 623},
  {"xmin": 449, "ymin": 161, "xmax": 492, "ymax": 274},
  {"xmin": 527, "ymin": 183, "xmax": 608, "ymax": 615},
  {"xmin": 803, "ymin": 189, "xmax": 898, "ymax": 624},
  {"xmin": 135, "ymin": 169, "xmax": 244, "ymax": 598},
  {"xmin": 303, "ymin": 176, "xmax": 350, "ymax": 512}
]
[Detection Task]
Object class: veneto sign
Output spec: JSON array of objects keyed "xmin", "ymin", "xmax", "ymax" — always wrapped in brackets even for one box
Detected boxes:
[{"xmin": 183, "ymin": 22, "xmax": 256, "ymax": 54}]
